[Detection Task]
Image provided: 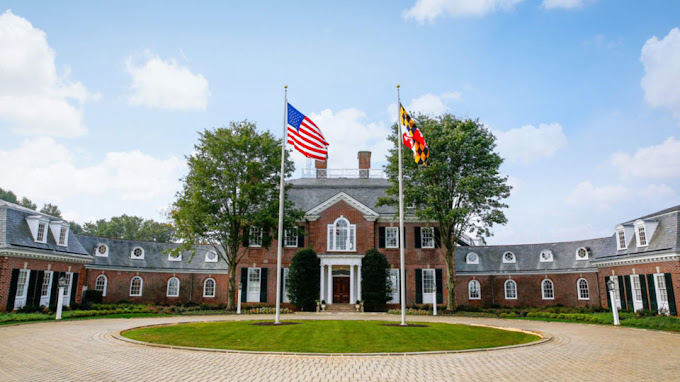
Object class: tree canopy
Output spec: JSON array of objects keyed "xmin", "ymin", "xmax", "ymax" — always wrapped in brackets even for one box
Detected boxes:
[
  {"xmin": 171, "ymin": 121, "xmax": 303, "ymax": 309},
  {"xmin": 361, "ymin": 248, "xmax": 391, "ymax": 311},
  {"xmin": 287, "ymin": 248, "xmax": 320, "ymax": 311},
  {"xmin": 379, "ymin": 114, "xmax": 511, "ymax": 310},
  {"xmin": 82, "ymin": 215, "xmax": 175, "ymax": 242}
]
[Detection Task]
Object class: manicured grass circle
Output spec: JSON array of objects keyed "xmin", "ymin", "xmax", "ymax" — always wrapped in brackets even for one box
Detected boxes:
[{"xmin": 122, "ymin": 320, "xmax": 539, "ymax": 353}]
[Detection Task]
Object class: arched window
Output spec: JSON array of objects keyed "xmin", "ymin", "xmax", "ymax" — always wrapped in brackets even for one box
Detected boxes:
[
  {"xmin": 203, "ymin": 278, "xmax": 216, "ymax": 298},
  {"xmin": 466, "ymin": 252, "xmax": 479, "ymax": 265},
  {"xmin": 96, "ymin": 244, "xmax": 109, "ymax": 257},
  {"xmin": 540, "ymin": 250, "xmax": 553, "ymax": 262},
  {"xmin": 468, "ymin": 280, "xmax": 481, "ymax": 300},
  {"xmin": 575, "ymin": 247, "xmax": 591, "ymax": 260},
  {"xmin": 130, "ymin": 276, "xmax": 143, "ymax": 296},
  {"xmin": 577, "ymin": 278, "xmax": 590, "ymax": 300},
  {"xmin": 542, "ymin": 279, "xmax": 554, "ymax": 300},
  {"xmin": 504, "ymin": 280, "xmax": 517, "ymax": 299},
  {"xmin": 95, "ymin": 274, "xmax": 107, "ymax": 297},
  {"xmin": 327, "ymin": 216, "xmax": 356, "ymax": 251},
  {"xmin": 167, "ymin": 277, "xmax": 180, "ymax": 297},
  {"xmin": 131, "ymin": 247, "xmax": 144, "ymax": 259},
  {"xmin": 502, "ymin": 251, "xmax": 516, "ymax": 263}
]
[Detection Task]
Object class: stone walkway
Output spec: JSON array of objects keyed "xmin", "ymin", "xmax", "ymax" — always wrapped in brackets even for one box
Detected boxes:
[{"xmin": 1, "ymin": 313, "xmax": 679, "ymax": 381}]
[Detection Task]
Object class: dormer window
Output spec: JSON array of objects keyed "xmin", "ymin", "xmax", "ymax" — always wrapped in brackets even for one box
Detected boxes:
[
  {"xmin": 26, "ymin": 215, "xmax": 50, "ymax": 244},
  {"xmin": 49, "ymin": 221, "xmax": 69, "ymax": 247},
  {"xmin": 205, "ymin": 251, "xmax": 218, "ymax": 262},
  {"xmin": 466, "ymin": 252, "xmax": 479, "ymax": 264},
  {"xmin": 576, "ymin": 247, "xmax": 590, "ymax": 260},
  {"xmin": 96, "ymin": 244, "xmax": 109, "ymax": 257},
  {"xmin": 37, "ymin": 223, "xmax": 47, "ymax": 242},
  {"xmin": 502, "ymin": 251, "xmax": 516, "ymax": 264},
  {"xmin": 633, "ymin": 219, "xmax": 657, "ymax": 248},
  {"xmin": 327, "ymin": 216, "xmax": 356, "ymax": 252},
  {"xmin": 168, "ymin": 252, "xmax": 182, "ymax": 261},
  {"xmin": 637, "ymin": 226, "xmax": 647, "ymax": 246},
  {"xmin": 540, "ymin": 250, "xmax": 553, "ymax": 262},
  {"xmin": 616, "ymin": 230, "xmax": 627, "ymax": 250},
  {"xmin": 131, "ymin": 247, "xmax": 145, "ymax": 259},
  {"xmin": 58, "ymin": 227, "xmax": 67, "ymax": 246}
]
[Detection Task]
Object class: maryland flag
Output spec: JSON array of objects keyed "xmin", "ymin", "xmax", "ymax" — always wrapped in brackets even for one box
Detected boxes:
[{"xmin": 400, "ymin": 104, "xmax": 429, "ymax": 165}]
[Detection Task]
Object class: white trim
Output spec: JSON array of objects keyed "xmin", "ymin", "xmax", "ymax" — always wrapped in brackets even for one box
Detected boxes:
[
  {"xmin": 466, "ymin": 252, "xmax": 479, "ymax": 265},
  {"xmin": 84, "ymin": 265, "xmax": 228, "ymax": 274},
  {"xmin": 631, "ymin": 274, "xmax": 643, "ymax": 311},
  {"xmin": 204, "ymin": 251, "xmax": 218, "ymax": 262},
  {"xmin": 62, "ymin": 272, "xmax": 73, "ymax": 307},
  {"xmin": 577, "ymin": 278, "xmax": 590, "ymax": 300},
  {"xmin": 468, "ymin": 280, "xmax": 481, "ymax": 300},
  {"xmin": 284, "ymin": 229, "xmax": 298, "ymax": 248},
  {"xmin": 131, "ymin": 247, "xmax": 145, "ymax": 260},
  {"xmin": 504, "ymin": 279, "xmax": 517, "ymax": 300},
  {"xmin": 541, "ymin": 279, "xmax": 554, "ymax": 300},
  {"xmin": 282, "ymin": 268, "xmax": 290, "ymax": 303},
  {"xmin": 0, "ymin": 249, "xmax": 92, "ymax": 264},
  {"xmin": 40, "ymin": 271, "xmax": 54, "ymax": 306},
  {"xmin": 653, "ymin": 273, "xmax": 670, "ymax": 314},
  {"xmin": 575, "ymin": 247, "xmax": 590, "ymax": 261},
  {"xmin": 502, "ymin": 251, "xmax": 516, "ymax": 264},
  {"xmin": 130, "ymin": 276, "xmax": 143, "ymax": 296},
  {"xmin": 49, "ymin": 221, "xmax": 69, "ymax": 247},
  {"xmin": 203, "ymin": 277, "xmax": 216, "ymax": 298},
  {"xmin": 421, "ymin": 227, "xmax": 435, "ymax": 249},
  {"xmin": 592, "ymin": 253, "xmax": 680, "ymax": 267},
  {"xmin": 422, "ymin": 269, "xmax": 435, "ymax": 304},
  {"xmin": 246, "ymin": 268, "xmax": 261, "ymax": 303},
  {"xmin": 385, "ymin": 227, "xmax": 399, "ymax": 249},
  {"xmin": 305, "ymin": 192, "xmax": 379, "ymax": 221},
  {"xmin": 249, "ymin": 227, "xmax": 263, "ymax": 247},
  {"xmin": 13, "ymin": 269, "xmax": 31, "ymax": 310},
  {"xmin": 318, "ymin": 254, "xmax": 365, "ymax": 267},
  {"xmin": 327, "ymin": 216, "xmax": 356, "ymax": 252},
  {"xmin": 168, "ymin": 252, "xmax": 182, "ymax": 261},
  {"xmin": 166, "ymin": 277, "xmax": 180, "ymax": 297},
  {"xmin": 635, "ymin": 222, "xmax": 648, "ymax": 247},
  {"xmin": 26, "ymin": 215, "xmax": 50, "ymax": 244},
  {"xmin": 96, "ymin": 244, "xmax": 109, "ymax": 257},
  {"xmin": 388, "ymin": 269, "xmax": 400, "ymax": 303},
  {"xmin": 95, "ymin": 274, "xmax": 108, "ymax": 297},
  {"xmin": 539, "ymin": 250, "xmax": 553, "ymax": 262},
  {"xmin": 457, "ymin": 268, "xmax": 598, "ymax": 276}
]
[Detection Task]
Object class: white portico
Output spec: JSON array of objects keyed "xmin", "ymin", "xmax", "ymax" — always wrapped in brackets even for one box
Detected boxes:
[{"xmin": 318, "ymin": 254, "xmax": 364, "ymax": 304}]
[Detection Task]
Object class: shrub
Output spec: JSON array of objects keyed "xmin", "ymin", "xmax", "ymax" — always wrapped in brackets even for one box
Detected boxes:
[
  {"xmin": 361, "ymin": 248, "xmax": 391, "ymax": 312},
  {"xmin": 83, "ymin": 290, "xmax": 103, "ymax": 305},
  {"xmin": 287, "ymin": 248, "xmax": 320, "ymax": 311}
]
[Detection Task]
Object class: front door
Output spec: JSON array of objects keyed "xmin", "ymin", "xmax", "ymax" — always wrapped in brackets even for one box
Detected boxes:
[{"xmin": 333, "ymin": 277, "xmax": 350, "ymax": 303}]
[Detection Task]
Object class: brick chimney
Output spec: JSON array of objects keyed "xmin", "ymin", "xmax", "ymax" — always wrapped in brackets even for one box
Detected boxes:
[
  {"xmin": 315, "ymin": 159, "xmax": 327, "ymax": 179},
  {"xmin": 358, "ymin": 151, "xmax": 371, "ymax": 179}
]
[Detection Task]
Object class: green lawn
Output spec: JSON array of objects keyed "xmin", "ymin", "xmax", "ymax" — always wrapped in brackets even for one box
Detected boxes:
[{"xmin": 122, "ymin": 320, "xmax": 539, "ymax": 353}]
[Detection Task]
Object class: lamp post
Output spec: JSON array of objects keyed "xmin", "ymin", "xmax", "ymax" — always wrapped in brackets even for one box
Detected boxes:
[
  {"xmin": 237, "ymin": 282, "xmax": 242, "ymax": 315},
  {"xmin": 55, "ymin": 276, "xmax": 67, "ymax": 320},
  {"xmin": 606, "ymin": 279, "xmax": 620, "ymax": 326}
]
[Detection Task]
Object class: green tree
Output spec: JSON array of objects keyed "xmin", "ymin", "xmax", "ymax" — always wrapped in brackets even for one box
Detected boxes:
[
  {"xmin": 83, "ymin": 215, "xmax": 175, "ymax": 242},
  {"xmin": 171, "ymin": 121, "xmax": 303, "ymax": 310},
  {"xmin": 287, "ymin": 248, "xmax": 320, "ymax": 311},
  {"xmin": 0, "ymin": 187, "xmax": 18, "ymax": 204},
  {"xmin": 20, "ymin": 197, "xmax": 37, "ymax": 210},
  {"xmin": 360, "ymin": 248, "xmax": 391, "ymax": 311},
  {"xmin": 380, "ymin": 114, "xmax": 511, "ymax": 310},
  {"xmin": 40, "ymin": 203, "xmax": 62, "ymax": 218}
]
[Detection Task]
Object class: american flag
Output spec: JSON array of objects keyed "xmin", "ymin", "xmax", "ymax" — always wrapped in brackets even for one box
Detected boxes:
[{"xmin": 287, "ymin": 103, "xmax": 329, "ymax": 161}]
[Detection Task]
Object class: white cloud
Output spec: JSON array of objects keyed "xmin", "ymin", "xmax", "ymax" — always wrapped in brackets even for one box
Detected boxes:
[
  {"xmin": 611, "ymin": 136, "xmax": 680, "ymax": 179},
  {"xmin": 0, "ymin": 137, "xmax": 185, "ymax": 202},
  {"xmin": 494, "ymin": 122, "xmax": 568, "ymax": 164},
  {"xmin": 0, "ymin": 10, "xmax": 98, "ymax": 137},
  {"xmin": 388, "ymin": 92, "xmax": 462, "ymax": 120},
  {"xmin": 542, "ymin": 0, "xmax": 587, "ymax": 10},
  {"xmin": 403, "ymin": 0, "xmax": 524, "ymax": 22},
  {"xmin": 126, "ymin": 53, "xmax": 210, "ymax": 111},
  {"xmin": 566, "ymin": 181, "xmax": 630, "ymax": 212},
  {"xmin": 641, "ymin": 28, "xmax": 680, "ymax": 124}
]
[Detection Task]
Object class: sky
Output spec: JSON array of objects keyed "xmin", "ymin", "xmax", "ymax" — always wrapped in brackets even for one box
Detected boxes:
[{"xmin": 1, "ymin": 0, "xmax": 679, "ymax": 245}]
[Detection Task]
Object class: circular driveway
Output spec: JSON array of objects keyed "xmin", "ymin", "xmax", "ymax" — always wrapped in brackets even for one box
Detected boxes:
[{"xmin": 1, "ymin": 313, "xmax": 679, "ymax": 381}]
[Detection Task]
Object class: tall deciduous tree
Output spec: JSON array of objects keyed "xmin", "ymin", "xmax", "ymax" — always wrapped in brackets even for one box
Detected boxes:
[
  {"xmin": 380, "ymin": 114, "xmax": 511, "ymax": 310},
  {"xmin": 83, "ymin": 215, "xmax": 175, "ymax": 242},
  {"xmin": 172, "ymin": 121, "xmax": 302, "ymax": 310},
  {"xmin": 40, "ymin": 203, "xmax": 62, "ymax": 218}
]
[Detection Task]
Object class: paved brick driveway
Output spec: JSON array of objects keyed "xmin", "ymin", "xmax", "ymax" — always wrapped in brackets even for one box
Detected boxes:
[{"xmin": 0, "ymin": 313, "xmax": 678, "ymax": 381}]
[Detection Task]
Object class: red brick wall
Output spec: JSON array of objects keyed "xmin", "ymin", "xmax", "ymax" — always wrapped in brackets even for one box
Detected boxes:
[{"xmin": 0, "ymin": 255, "xmax": 86, "ymax": 312}]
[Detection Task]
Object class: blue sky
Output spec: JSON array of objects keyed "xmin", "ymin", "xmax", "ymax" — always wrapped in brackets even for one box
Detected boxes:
[{"xmin": 1, "ymin": 0, "xmax": 679, "ymax": 244}]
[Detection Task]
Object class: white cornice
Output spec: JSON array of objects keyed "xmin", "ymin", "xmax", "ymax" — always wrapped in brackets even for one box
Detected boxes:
[
  {"xmin": 457, "ymin": 268, "xmax": 599, "ymax": 276},
  {"xmin": 305, "ymin": 192, "xmax": 379, "ymax": 221},
  {"xmin": 85, "ymin": 265, "xmax": 228, "ymax": 274},
  {"xmin": 592, "ymin": 253, "xmax": 680, "ymax": 267},
  {"xmin": 0, "ymin": 249, "xmax": 92, "ymax": 264}
]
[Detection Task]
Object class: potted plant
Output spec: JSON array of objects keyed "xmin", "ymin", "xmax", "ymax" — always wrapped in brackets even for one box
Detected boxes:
[
  {"xmin": 360, "ymin": 300, "xmax": 365, "ymax": 312},
  {"xmin": 321, "ymin": 300, "xmax": 327, "ymax": 311},
  {"xmin": 355, "ymin": 300, "xmax": 361, "ymax": 311}
]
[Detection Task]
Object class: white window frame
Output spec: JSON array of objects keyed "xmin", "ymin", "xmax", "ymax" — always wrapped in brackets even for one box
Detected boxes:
[
  {"xmin": 96, "ymin": 244, "xmax": 109, "ymax": 257},
  {"xmin": 422, "ymin": 269, "xmax": 435, "ymax": 304},
  {"xmin": 95, "ymin": 274, "xmax": 108, "ymax": 297},
  {"xmin": 609, "ymin": 276, "xmax": 621, "ymax": 309},
  {"xmin": 131, "ymin": 247, "xmax": 145, "ymax": 260},
  {"xmin": 58, "ymin": 226, "xmax": 67, "ymax": 246},
  {"xmin": 635, "ymin": 225, "xmax": 648, "ymax": 247},
  {"xmin": 539, "ymin": 250, "xmax": 553, "ymax": 262},
  {"xmin": 246, "ymin": 268, "xmax": 262, "ymax": 302},
  {"xmin": 631, "ymin": 275, "xmax": 643, "ymax": 311},
  {"xmin": 26, "ymin": 215, "xmax": 50, "ymax": 243},
  {"xmin": 166, "ymin": 277, "xmax": 180, "ymax": 297},
  {"xmin": 205, "ymin": 251, "xmax": 218, "ymax": 263},
  {"xmin": 36, "ymin": 223, "xmax": 47, "ymax": 243},
  {"xmin": 468, "ymin": 280, "xmax": 481, "ymax": 300},
  {"xmin": 502, "ymin": 251, "xmax": 516, "ymax": 264},
  {"xmin": 541, "ymin": 279, "xmax": 555, "ymax": 300},
  {"xmin": 466, "ymin": 252, "xmax": 479, "ymax": 265},
  {"xmin": 575, "ymin": 247, "xmax": 590, "ymax": 261},
  {"xmin": 327, "ymin": 216, "xmax": 356, "ymax": 252},
  {"xmin": 577, "ymin": 278, "xmax": 590, "ymax": 300},
  {"xmin": 654, "ymin": 273, "xmax": 670, "ymax": 314},
  {"xmin": 284, "ymin": 229, "xmax": 298, "ymax": 248},
  {"xmin": 504, "ymin": 279, "xmax": 517, "ymax": 300},
  {"xmin": 168, "ymin": 252, "xmax": 182, "ymax": 261},
  {"xmin": 40, "ymin": 271, "xmax": 54, "ymax": 306},
  {"xmin": 14, "ymin": 269, "xmax": 31, "ymax": 310},
  {"xmin": 421, "ymin": 227, "xmax": 435, "ymax": 249},
  {"xmin": 282, "ymin": 268, "xmax": 290, "ymax": 303},
  {"xmin": 616, "ymin": 230, "xmax": 627, "ymax": 250},
  {"xmin": 388, "ymin": 269, "xmax": 400, "ymax": 304},
  {"xmin": 385, "ymin": 227, "xmax": 399, "ymax": 249},
  {"xmin": 203, "ymin": 278, "xmax": 216, "ymax": 298},
  {"xmin": 130, "ymin": 276, "xmax": 143, "ymax": 297},
  {"xmin": 249, "ymin": 227, "xmax": 263, "ymax": 247}
]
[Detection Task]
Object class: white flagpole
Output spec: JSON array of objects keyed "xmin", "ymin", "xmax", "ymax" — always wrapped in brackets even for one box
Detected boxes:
[
  {"xmin": 275, "ymin": 85, "xmax": 288, "ymax": 324},
  {"xmin": 397, "ymin": 85, "xmax": 407, "ymax": 326}
]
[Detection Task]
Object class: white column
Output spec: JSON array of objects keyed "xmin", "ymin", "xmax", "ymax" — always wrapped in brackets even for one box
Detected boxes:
[
  {"xmin": 350, "ymin": 265, "xmax": 355, "ymax": 303},
  {"xmin": 357, "ymin": 265, "xmax": 362, "ymax": 301},
  {"xmin": 319, "ymin": 265, "xmax": 325, "ymax": 302},
  {"xmin": 327, "ymin": 264, "xmax": 333, "ymax": 304}
]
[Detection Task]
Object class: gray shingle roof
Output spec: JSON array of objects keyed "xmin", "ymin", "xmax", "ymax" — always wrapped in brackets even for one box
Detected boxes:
[
  {"xmin": 76, "ymin": 235, "xmax": 228, "ymax": 272},
  {"xmin": 288, "ymin": 178, "xmax": 395, "ymax": 215}
]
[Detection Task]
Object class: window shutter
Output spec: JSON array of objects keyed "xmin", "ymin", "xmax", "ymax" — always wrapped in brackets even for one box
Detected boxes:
[
  {"xmin": 647, "ymin": 274, "xmax": 658, "ymax": 312},
  {"xmin": 31, "ymin": 271, "xmax": 45, "ymax": 307},
  {"xmin": 280, "ymin": 268, "xmax": 285, "ymax": 303},
  {"xmin": 70, "ymin": 273, "xmax": 79, "ymax": 304},
  {"xmin": 639, "ymin": 275, "xmax": 649, "ymax": 310},
  {"xmin": 434, "ymin": 228, "xmax": 441, "ymax": 248},
  {"xmin": 49, "ymin": 272, "xmax": 62, "ymax": 309},
  {"xmin": 402, "ymin": 227, "xmax": 406, "ymax": 248},
  {"xmin": 260, "ymin": 268, "xmax": 268, "ymax": 303},
  {"xmin": 378, "ymin": 227, "xmax": 385, "ymax": 248},
  {"xmin": 624, "ymin": 275, "xmax": 634, "ymax": 311},
  {"xmin": 617, "ymin": 275, "xmax": 626, "ymax": 310},
  {"xmin": 241, "ymin": 227, "xmax": 250, "ymax": 247},
  {"xmin": 604, "ymin": 276, "xmax": 612, "ymax": 309},
  {"xmin": 26, "ymin": 270, "xmax": 38, "ymax": 308},
  {"xmin": 664, "ymin": 273, "xmax": 677, "ymax": 316},
  {"xmin": 415, "ymin": 269, "xmax": 422, "ymax": 304},
  {"xmin": 6, "ymin": 269, "xmax": 20, "ymax": 311},
  {"xmin": 297, "ymin": 227, "xmax": 305, "ymax": 248},
  {"xmin": 414, "ymin": 227, "xmax": 421, "ymax": 249},
  {"xmin": 435, "ymin": 269, "xmax": 443, "ymax": 304},
  {"xmin": 241, "ymin": 267, "xmax": 249, "ymax": 297}
]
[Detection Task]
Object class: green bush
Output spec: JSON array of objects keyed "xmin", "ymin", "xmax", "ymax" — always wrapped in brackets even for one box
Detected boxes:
[
  {"xmin": 287, "ymin": 248, "xmax": 320, "ymax": 311},
  {"xmin": 361, "ymin": 248, "xmax": 391, "ymax": 312}
]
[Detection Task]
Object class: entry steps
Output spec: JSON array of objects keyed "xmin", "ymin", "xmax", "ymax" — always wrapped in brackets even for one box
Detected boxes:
[{"xmin": 323, "ymin": 303, "xmax": 360, "ymax": 313}]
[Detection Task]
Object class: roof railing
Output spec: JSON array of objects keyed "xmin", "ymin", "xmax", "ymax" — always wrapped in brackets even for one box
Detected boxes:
[{"xmin": 301, "ymin": 168, "xmax": 386, "ymax": 179}]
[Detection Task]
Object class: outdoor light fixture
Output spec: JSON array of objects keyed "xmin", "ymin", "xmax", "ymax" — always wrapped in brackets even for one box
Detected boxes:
[
  {"xmin": 58, "ymin": 276, "xmax": 68, "ymax": 288},
  {"xmin": 606, "ymin": 278, "xmax": 620, "ymax": 325},
  {"xmin": 606, "ymin": 279, "xmax": 614, "ymax": 292}
]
